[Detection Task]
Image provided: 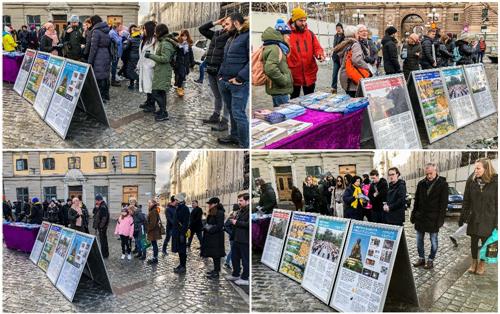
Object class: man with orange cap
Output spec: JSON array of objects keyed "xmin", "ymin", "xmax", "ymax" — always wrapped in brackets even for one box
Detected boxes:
[{"xmin": 287, "ymin": 7, "xmax": 325, "ymax": 99}]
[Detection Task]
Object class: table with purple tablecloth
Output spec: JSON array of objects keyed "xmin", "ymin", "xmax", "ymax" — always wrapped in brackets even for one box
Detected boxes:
[
  {"xmin": 3, "ymin": 53, "xmax": 24, "ymax": 83},
  {"xmin": 264, "ymin": 108, "xmax": 366, "ymax": 149},
  {"xmin": 3, "ymin": 222, "xmax": 40, "ymax": 253},
  {"xmin": 252, "ymin": 216, "xmax": 271, "ymax": 251}
]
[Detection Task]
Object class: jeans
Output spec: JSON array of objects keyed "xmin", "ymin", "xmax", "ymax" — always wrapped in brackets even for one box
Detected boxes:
[
  {"xmin": 208, "ymin": 74, "xmax": 228, "ymax": 120},
  {"xmin": 111, "ymin": 59, "xmax": 118, "ymax": 81},
  {"xmin": 218, "ymin": 79, "xmax": 249, "ymax": 148},
  {"xmin": 120, "ymin": 235, "xmax": 131, "ymax": 254},
  {"xmin": 479, "ymin": 51, "xmax": 485, "ymax": 63},
  {"xmin": 291, "ymin": 84, "xmax": 315, "ymax": 99},
  {"xmin": 225, "ymin": 240, "xmax": 234, "ymax": 265},
  {"xmin": 231, "ymin": 241, "xmax": 249, "ymax": 280},
  {"xmin": 331, "ymin": 60, "xmax": 341, "ymax": 89},
  {"xmin": 198, "ymin": 60, "xmax": 207, "ymax": 82},
  {"xmin": 151, "ymin": 240, "xmax": 158, "ymax": 259},
  {"xmin": 416, "ymin": 231, "xmax": 438, "ymax": 261},
  {"xmin": 97, "ymin": 79, "xmax": 110, "ymax": 101},
  {"xmin": 162, "ymin": 227, "xmax": 172, "ymax": 253},
  {"xmin": 471, "ymin": 235, "xmax": 487, "ymax": 259},
  {"xmin": 272, "ymin": 95, "xmax": 289, "ymax": 107},
  {"xmin": 152, "ymin": 89, "xmax": 167, "ymax": 115},
  {"xmin": 187, "ymin": 229, "xmax": 203, "ymax": 247}
]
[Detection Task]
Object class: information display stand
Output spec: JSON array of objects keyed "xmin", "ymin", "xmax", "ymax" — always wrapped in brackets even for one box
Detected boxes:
[
  {"xmin": 29, "ymin": 222, "xmax": 51, "ymax": 264},
  {"xmin": 37, "ymin": 224, "xmax": 63, "ymax": 272},
  {"xmin": 13, "ymin": 49, "xmax": 37, "ymax": 95},
  {"xmin": 463, "ymin": 63, "xmax": 497, "ymax": 118},
  {"xmin": 22, "ymin": 51, "xmax": 51, "ymax": 104},
  {"xmin": 261, "ymin": 209, "xmax": 292, "ymax": 271},
  {"xmin": 33, "ymin": 55, "xmax": 66, "ymax": 118}
]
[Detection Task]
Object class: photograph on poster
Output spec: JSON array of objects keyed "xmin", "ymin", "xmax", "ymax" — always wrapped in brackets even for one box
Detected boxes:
[
  {"xmin": 464, "ymin": 66, "xmax": 488, "ymax": 93},
  {"xmin": 442, "ymin": 68, "xmax": 470, "ymax": 99},
  {"xmin": 43, "ymin": 59, "xmax": 64, "ymax": 90},
  {"xmin": 55, "ymin": 62, "xmax": 87, "ymax": 101},
  {"xmin": 23, "ymin": 53, "xmax": 50, "ymax": 102},
  {"xmin": 37, "ymin": 224, "xmax": 49, "ymax": 242},
  {"xmin": 311, "ymin": 226, "xmax": 343, "ymax": 263},
  {"xmin": 269, "ymin": 217, "xmax": 288, "ymax": 239},
  {"xmin": 366, "ymin": 83, "xmax": 408, "ymax": 122},
  {"xmin": 37, "ymin": 226, "xmax": 62, "ymax": 271},
  {"xmin": 56, "ymin": 229, "xmax": 74, "ymax": 257},
  {"xmin": 21, "ymin": 52, "xmax": 35, "ymax": 72},
  {"xmin": 66, "ymin": 234, "xmax": 92, "ymax": 269}
]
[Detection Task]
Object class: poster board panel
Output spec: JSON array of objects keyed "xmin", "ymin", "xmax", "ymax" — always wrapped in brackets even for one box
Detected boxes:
[
  {"xmin": 13, "ymin": 49, "xmax": 37, "ymax": 95},
  {"xmin": 29, "ymin": 221, "xmax": 51, "ymax": 264},
  {"xmin": 411, "ymin": 69, "xmax": 457, "ymax": 143},
  {"xmin": 37, "ymin": 224, "xmax": 63, "ymax": 272},
  {"xmin": 22, "ymin": 51, "xmax": 51, "ymax": 104},
  {"xmin": 301, "ymin": 217, "xmax": 350, "ymax": 304},
  {"xmin": 261, "ymin": 209, "xmax": 292, "ymax": 271},
  {"xmin": 278, "ymin": 212, "xmax": 318, "ymax": 283},
  {"xmin": 330, "ymin": 221, "xmax": 402, "ymax": 312},
  {"xmin": 33, "ymin": 55, "xmax": 66, "ymax": 119},
  {"xmin": 440, "ymin": 66, "xmax": 479, "ymax": 128},
  {"xmin": 86, "ymin": 240, "xmax": 113, "ymax": 293},
  {"xmin": 79, "ymin": 66, "xmax": 110, "ymax": 126},
  {"xmin": 463, "ymin": 63, "xmax": 497, "ymax": 118},
  {"xmin": 46, "ymin": 227, "xmax": 76, "ymax": 285},
  {"xmin": 360, "ymin": 74, "xmax": 422, "ymax": 149}
]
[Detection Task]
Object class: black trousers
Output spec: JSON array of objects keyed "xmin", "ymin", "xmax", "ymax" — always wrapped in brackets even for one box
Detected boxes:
[
  {"xmin": 231, "ymin": 241, "xmax": 249, "ymax": 280},
  {"xmin": 152, "ymin": 89, "xmax": 167, "ymax": 114},
  {"xmin": 187, "ymin": 229, "xmax": 203, "ymax": 247},
  {"xmin": 179, "ymin": 252, "xmax": 187, "ymax": 267},
  {"xmin": 213, "ymin": 257, "xmax": 221, "ymax": 272},
  {"xmin": 98, "ymin": 227, "xmax": 109, "ymax": 258},
  {"xmin": 120, "ymin": 235, "xmax": 131, "ymax": 254},
  {"xmin": 97, "ymin": 79, "xmax": 110, "ymax": 101},
  {"xmin": 471, "ymin": 235, "xmax": 487, "ymax": 259},
  {"xmin": 291, "ymin": 84, "xmax": 315, "ymax": 99}
]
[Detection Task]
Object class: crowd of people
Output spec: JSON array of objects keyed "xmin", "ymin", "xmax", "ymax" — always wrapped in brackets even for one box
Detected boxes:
[
  {"xmin": 253, "ymin": 158, "xmax": 497, "ymax": 273},
  {"xmin": 256, "ymin": 6, "xmax": 489, "ymax": 105}
]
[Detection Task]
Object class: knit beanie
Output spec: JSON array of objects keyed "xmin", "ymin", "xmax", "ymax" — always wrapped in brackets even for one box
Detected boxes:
[
  {"xmin": 291, "ymin": 7, "xmax": 307, "ymax": 22},
  {"xmin": 275, "ymin": 18, "xmax": 291, "ymax": 34},
  {"xmin": 385, "ymin": 26, "xmax": 398, "ymax": 36}
]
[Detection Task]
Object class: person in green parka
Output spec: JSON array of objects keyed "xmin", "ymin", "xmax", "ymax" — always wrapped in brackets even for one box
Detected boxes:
[
  {"xmin": 144, "ymin": 23, "xmax": 177, "ymax": 122},
  {"xmin": 262, "ymin": 19, "xmax": 293, "ymax": 107}
]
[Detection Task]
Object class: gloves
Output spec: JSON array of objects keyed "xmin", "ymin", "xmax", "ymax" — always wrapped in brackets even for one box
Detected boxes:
[{"xmin": 144, "ymin": 52, "xmax": 151, "ymax": 58}]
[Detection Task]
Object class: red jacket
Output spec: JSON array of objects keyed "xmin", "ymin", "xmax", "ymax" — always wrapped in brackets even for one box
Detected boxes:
[{"xmin": 286, "ymin": 21, "xmax": 324, "ymax": 86}]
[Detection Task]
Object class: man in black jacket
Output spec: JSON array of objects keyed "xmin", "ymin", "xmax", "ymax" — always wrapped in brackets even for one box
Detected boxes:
[
  {"xmin": 420, "ymin": 29, "xmax": 437, "ymax": 69},
  {"xmin": 63, "ymin": 15, "xmax": 85, "ymax": 60},
  {"xmin": 256, "ymin": 178, "xmax": 277, "ymax": 214},
  {"xmin": 410, "ymin": 163, "xmax": 448, "ymax": 270},
  {"xmin": 331, "ymin": 23, "xmax": 344, "ymax": 93},
  {"xmin": 368, "ymin": 170, "xmax": 389, "ymax": 223},
  {"xmin": 200, "ymin": 17, "xmax": 236, "ymax": 132},
  {"xmin": 381, "ymin": 26, "xmax": 401, "ymax": 74},
  {"xmin": 227, "ymin": 193, "xmax": 249, "ymax": 286},
  {"xmin": 187, "ymin": 200, "xmax": 204, "ymax": 248},
  {"xmin": 93, "ymin": 194, "xmax": 110, "ymax": 258},
  {"xmin": 28, "ymin": 198, "xmax": 43, "ymax": 225}
]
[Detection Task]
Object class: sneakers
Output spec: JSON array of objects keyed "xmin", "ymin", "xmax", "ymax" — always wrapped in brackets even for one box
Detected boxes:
[
  {"xmin": 155, "ymin": 113, "xmax": 169, "ymax": 122},
  {"xmin": 202, "ymin": 113, "xmax": 220, "ymax": 124},
  {"xmin": 143, "ymin": 106, "xmax": 154, "ymax": 113},
  {"xmin": 449, "ymin": 236, "xmax": 458, "ymax": 247},
  {"xmin": 235, "ymin": 279, "xmax": 249, "ymax": 286},
  {"xmin": 217, "ymin": 136, "xmax": 239, "ymax": 145},
  {"xmin": 206, "ymin": 272, "xmax": 219, "ymax": 279},
  {"xmin": 211, "ymin": 120, "xmax": 229, "ymax": 132},
  {"xmin": 111, "ymin": 80, "xmax": 121, "ymax": 87},
  {"xmin": 127, "ymin": 254, "xmax": 132, "ymax": 260},
  {"xmin": 174, "ymin": 266, "xmax": 186, "ymax": 274},
  {"xmin": 121, "ymin": 254, "xmax": 126, "ymax": 260},
  {"xmin": 226, "ymin": 275, "xmax": 239, "ymax": 281},
  {"xmin": 468, "ymin": 259, "xmax": 478, "ymax": 273},
  {"xmin": 423, "ymin": 260, "xmax": 434, "ymax": 269},
  {"xmin": 413, "ymin": 259, "xmax": 425, "ymax": 267},
  {"xmin": 223, "ymin": 263, "xmax": 232, "ymax": 270},
  {"xmin": 194, "ymin": 79, "xmax": 203, "ymax": 84}
]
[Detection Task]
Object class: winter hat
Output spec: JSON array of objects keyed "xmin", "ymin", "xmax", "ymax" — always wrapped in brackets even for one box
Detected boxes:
[
  {"xmin": 275, "ymin": 18, "xmax": 291, "ymax": 34},
  {"xmin": 291, "ymin": 7, "xmax": 307, "ymax": 22},
  {"xmin": 32, "ymin": 197, "xmax": 39, "ymax": 203},
  {"xmin": 95, "ymin": 194, "xmax": 103, "ymax": 201},
  {"xmin": 4, "ymin": 26, "xmax": 10, "ymax": 33},
  {"xmin": 175, "ymin": 192, "xmax": 186, "ymax": 203},
  {"xmin": 69, "ymin": 15, "xmax": 79, "ymax": 23},
  {"xmin": 336, "ymin": 23, "xmax": 343, "ymax": 30},
  {"xmin": 30, "ymin": 24, "xmax": 36, "ymax": 30},
  {"xmin": 206, "ymin": 197, "xmax": 220, "ymax": 205},
  {"xmin": 385, "ymin": 26, "xmax": 398, "ymax": 36}
]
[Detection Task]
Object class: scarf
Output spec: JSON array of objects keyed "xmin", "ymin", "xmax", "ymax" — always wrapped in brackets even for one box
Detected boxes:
[
  {"xmin": 351, "ymin": 185, "xmax": 364, "ymax": 208},
  {"xmin": 72, "ymin": 205, "xmax": 82, "ymax": 227},
  {"xmin": 263, "ymin": 40, "xmax": 290, "ymax": 55},
  {"xmin": 179, "ymin": 41, "xmax": 189, "ymax": 54}
]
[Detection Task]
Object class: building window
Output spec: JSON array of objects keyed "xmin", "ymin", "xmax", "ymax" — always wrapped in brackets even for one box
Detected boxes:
[
  {"xmin": 94, "ymin": 156, "xmax": 107, "ymax": 169},
  {"xmin": 453, "ymin": 13, "xmax": 459, "ymax": 22},
  {"xmin": 42, "ymin": 158, "xmax": 55, "ymax": 170},
  {"xmin": 43, "ymin": 186, "xmax": 57, "ymax": 201},
  {"xmin": 3, "ymin": 15, "xmax": 11, "ymax": 26},
  {"xmin": 481, "ymin": 8, "xmax": 488, "ymax": 20},
  {"xmin": 123, "ymin": 155, "xmax": 137, "ymax": 168},
  {"xmin": 252, "ymin": 168, "xmax": 261, "ymax": 179},
  {"xmin": 94, "ymin": 186, "xmax": 109, "ymax": 202},
  {"xmin": 122, "ymin": 186, "xmax": 138, "ymax": 204},
  {"xmin": 305, "ymin": 166, "xmax": 323, "ymax": 177},
  {"xmin": 16, "ymin": 187, "xmax": 29, "ymax": 202},
  {"xmin": 26, "ymin": 15, "xmax": 41, "ymax": 27},
  {"xmin": 68, "ymin": 157, "xmax": 81, "ymax": 169},
  {"xmin": 339, "ymin": 164, "xmax": 357, "ymax": 177},
  {"xmin": 16, "ymin": 159, "xmax": 28, "ymax": 171}
]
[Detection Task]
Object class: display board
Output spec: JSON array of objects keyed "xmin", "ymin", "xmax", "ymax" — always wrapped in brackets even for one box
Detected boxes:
[
  {"xmin": 79, "ymin": 67, "xmax": 110, "ymax": 126},
  {"xmin": 13, "ymin": 49, "xmax": 37, "ymax": 95},
  {"xmin": 46, "ymin": 227, "xmax": 76, "ymax": 284},
  {"xmin": 29, "ymin": 222, "xmax": 51, "ymax": 264},
  {"xmin": 302, "ymin": 217, "xmax": 350, "ymax": 304},
  {"xmin": 441, "ymin": 66, "xmax": 478, "ymax": 128},
  {"xmin": 37, "ymin": 224, "xmax": 63, "ymax": 272},
  {"xmin": 463, "ymin": 63, "xmax": 497, "ymax": 118},
  {"xmin": 33, "ymin": 55, "xmax": 66, "ymax": 118},
  {"xmin": 360, "ymin": 74, "xmax": 422, "ymax": 149},
  {"xmin": 261, "ymin": 209, "xmax": 292, "ymax": 271},
  {"xmin": 279, "ymin": 212, "xmax": 318, "ymax": 283},
  {"xmin": 410, "ymin": 70, "xmax": 457, "ymax": 143},
  {"xmin": 22, "ymin": 51, "xmax": 51, "ymax": 104},
  {"xmin": 330, "ymin": 221, "xmax": 401, "ymax": 312}
]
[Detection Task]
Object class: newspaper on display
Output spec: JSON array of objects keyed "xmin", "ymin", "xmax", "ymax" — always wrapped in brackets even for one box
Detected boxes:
[{"xmin": 463, "ymin": 63, "xmax": 497, "ymax": 118}]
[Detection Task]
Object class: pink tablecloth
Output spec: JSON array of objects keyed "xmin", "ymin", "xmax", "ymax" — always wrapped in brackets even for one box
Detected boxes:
[
  {"xmin": 264, "ymin": 108, "xmax": 366, "ymax": 149},
  {"xmin": 3, "ymin": 54, "xmax": 24, "ymax": 83},
  {"xmin": 3, "ymin": 223, "xmax": 40, "ymax": 253},
  {"xmin": 252, "ymin": 217, "xmax": 271, "ymax": 251}
]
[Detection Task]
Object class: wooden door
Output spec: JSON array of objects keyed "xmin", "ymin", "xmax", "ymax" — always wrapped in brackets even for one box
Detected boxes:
[
  {"xmin": 52, "ymin": 15, "xmax": 67, "ymax": 38},
  {"xmin": 339, "ymin": 165, "xmax": 357, "ymax": 177},
  {"xmin": 68, "ymin": 185, "xmax": 83, "ymax": 200},
  {"xmin": 275, "ymin": 174, "xmax": 293, "ymax": 201},
  {"xmin": 122, "ymin": 186, "xmax": 138, "ymax": 204}
]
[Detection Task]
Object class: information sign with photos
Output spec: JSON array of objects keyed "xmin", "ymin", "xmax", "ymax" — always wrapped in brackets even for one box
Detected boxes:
[
  {"xmin": 261, "ymin": 209, "xmax": 293, "ymax": 271},
  {"xmin": 29, "ymin": 221, "xmax": 51, "ymax": 264},
  {"xmin": 463, "ymin": 63, "xmax": 497, "ymax": 118},
  {"xmin": 13, "ymin": 49, "xmax": 37, "ymax": 95}
]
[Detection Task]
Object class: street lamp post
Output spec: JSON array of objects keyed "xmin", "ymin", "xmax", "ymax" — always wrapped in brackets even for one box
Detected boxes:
[
  {"xmin": 427, "ymin": 8, "xmax": 440, "ymax": 29},
  {"xmin": 111, "ymin": 156, "xmax": 116, "ymax": 173},
  {"xmin": 352, "ymin": 9, "xmax": 364, "ymax": 25}
]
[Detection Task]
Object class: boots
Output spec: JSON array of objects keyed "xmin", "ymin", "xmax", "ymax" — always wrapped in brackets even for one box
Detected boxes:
[
  {"xmin": 413, "ymin": 258, "xmax": 426, "ymax": 267},
  {"xmin": 202, "ymin": 113, "xmax": 220, "ymax": 124},
  {"xmin": 211, "ymin": 118, "xmax": 229, "ymax": 132},
  {"xmin": 476, "ymin": 260, "xmax": 486, "ymax": 275},
  {"xmin": 176, "ymin": 87, "xmax": 184, "ymax": 97},
  {"xmin": 467, "ymin": 259, "xmax": 478, "ymax": 273}
]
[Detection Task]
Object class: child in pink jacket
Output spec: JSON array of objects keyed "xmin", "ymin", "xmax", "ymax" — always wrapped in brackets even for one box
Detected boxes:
[{"xmin": 114, "ymin": 207, "xmax": 135, "ymax": 260}]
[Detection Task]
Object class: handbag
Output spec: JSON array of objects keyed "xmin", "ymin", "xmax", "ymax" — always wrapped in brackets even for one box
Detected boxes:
[
  {"xmin": 158, "ymin": 216, "xmax": 166, "ymax": 235},
  {"xmin": 480, "ymin": 229, "xmax": 498, "ymax": 264}
]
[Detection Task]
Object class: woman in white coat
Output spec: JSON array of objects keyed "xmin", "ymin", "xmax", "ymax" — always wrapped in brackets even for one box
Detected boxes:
[{"xmin": 137, "ymin": 21, "xmax": 157, "ymax": 110}]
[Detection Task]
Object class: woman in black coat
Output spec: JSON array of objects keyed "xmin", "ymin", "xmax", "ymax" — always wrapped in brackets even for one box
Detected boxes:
[
  {"xmin": 402, "ymin": 34, "xmax": 421, "ymax": 81},
  {"xmin": 171, "ymin": 195, "xmax": 190, "ymax": 273},
  {"xmin": 202, "ymin": 202, "xmax": 225, "ymax": 279},
  {"xmin": 87, "ymin": 15, "xmax": 111, "ymax": 102},
  {"xmin": 382, "ymin": 27, "xmax": 401, "ymax": 74},
  {"xmin": 455, "ymin": 38, "xmax": 474, "ymax": 65},
  {"xmin": 384, "ymin": 167, "xmax": 407, "ymax": 226},
  {"xmin": 303, "ymin": 176, "xmax": 322, "ymax": 213},
  {"xmin": 173, "ymin": 29, "xmax": 195, "ymax": 97},
  {"xmin": 343, "ymin": 176, "xmax": 364, "ymax": 220},
  {"xmin": 460, "ymin": 158, "xmax": 498, "ymax": 275},
  {"xmin": 123, "ymin": 27, "xmax": 141, "ymax": 89}
]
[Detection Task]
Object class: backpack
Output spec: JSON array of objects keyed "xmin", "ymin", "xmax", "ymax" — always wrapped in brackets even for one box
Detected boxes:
[
  {"xmin": 251, "ymin": 45, "xmax": 283, "ymax": 86},
  {"xmin": 452, "ymin": 46, "xmax": 462, "ymax": 62},
  {"xmin": 345, "ymin": 48, "xmax": 371, "ymax": 85}
]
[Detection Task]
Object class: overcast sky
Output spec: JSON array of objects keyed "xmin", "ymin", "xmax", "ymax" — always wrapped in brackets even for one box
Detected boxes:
[{"xmin": 156, "ymin": 151, "xmax": 175, "ymax": 193}]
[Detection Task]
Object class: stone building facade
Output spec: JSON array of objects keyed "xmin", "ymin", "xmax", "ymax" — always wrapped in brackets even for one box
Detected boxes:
[{"xmin": 3, "ymin": 151, "xmax": 155, "ymax": 214}]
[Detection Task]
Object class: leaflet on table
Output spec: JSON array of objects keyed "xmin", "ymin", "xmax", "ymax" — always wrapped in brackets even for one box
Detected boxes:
[
  {"xmin": 261, "ymin": 209, "xmax": 292, "ymax": 271},
  {"xmin": 252, "ymin": 125, "xmax": 289, "ymax": 148},
  {"xmin": 13, "ymin": 49, "xmax": 37, "ymax": 95},
  {"xmin": 47, "ymin": 227, "xmax": 76, "ymax": 284},
  {"xmin": 441, "ymin": 67, "xmax": 478, "ymax": 128},
  {"xmin": 22, "ymin": 52, "xmax": 50, "ymax": 104},
  {"xmin": 302, "ymin": 217, "xmax": 350, "ymax": 304},
  {"xmin": 44, "ymin": 61, "xmax": 89, "ymax": 138},
  {"xmin": 463, "ymin": 64, "xmax": 496, "ymax": 118},
  {"xmin": 279, "ymin": 212, "xmax": 318, "ymax": 283},
  {"xmin": 37, "ymin": 224, "xmax": 63, "ymax": 272},
  {"xmin": 55, "ymin": 232, "xmax": 94, "ymax": 301},
  {"xmin": 330, "ymin": 222, "xmax": 400, "ymax": 312},
  {"xmin": 413, "ymin": 70, "xmax": 457, "ymax": 142},
  {"xmin": 34, "ymin": 56, "xmax": 66, "ymax": 118},
  {"xmin": 29, "ymin": 221, "xmax": 51, "ymax": 264}
]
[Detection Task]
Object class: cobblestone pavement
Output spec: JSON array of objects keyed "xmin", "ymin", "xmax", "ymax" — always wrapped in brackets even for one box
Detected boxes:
[
  {"xmin": 252, "ymin": 62, "xmax": 498, "ymax": 149},
  {"xmin": 251, "ymin": 208, "xmax": 498, "ymax": 312},
  {"xmin": 3, "ymin": 68, "xmax": 240, "ymax": 149},
  {"xmin": 3, "ymin": 220, "xmax": 249, "ymax": 313}
]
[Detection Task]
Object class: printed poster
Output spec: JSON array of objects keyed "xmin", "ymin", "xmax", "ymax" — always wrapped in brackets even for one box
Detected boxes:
[
  {"xmin": 22, "ymin": 52, "xmax": 50, "ymax": 104},
  {"xmin": 362, "ymin": 75, "xmax": 421, "ymax": 149},
  {"xmin": 413, "ymin": 70, "xmax": 457, "ymax": 142},
  {"xmin": 441, "ymin": 67, "xmax": 478, "ymax": 128},
  {"xmin": 47, "ymin": 228, "xmax": 76, "ymax": 284},
  {"xmin": 29, "ymin": 221, "xmax": 51, "ymax": 264},
  {"xmin": 13, "ymin": 49, "xmax": 37, "ymax": 95},
  {"xmin": 261, "ymin": 209, "xmax": 292, "ymax": 271},
  {"xmin": 44, "ymin": 61, "xmax": 89, "ymax": 138},
  {"xmin": 302, "ymin": 217, "xmax": 350, "ymax": 304},
  {"xmin": 37, "ymin": 224, "xmax": 63, "ymax": 272},
  {"xmin": 463, "ymin": 64, "xmax": 496, "ymax": 118},
  {"xmin": 33, "ymin": 55, "xmax": 65, "ymax": 118},
  {"xmin": 330, "ymin": 222, "xmax": 401, "ymax": 312},
  {"xmin": 279, "ymin": 212, "xmax": 318, "ymax": 283},
  {"xmin": 55, "ymin": 232, "xmax": 94, "ymax": 301}
]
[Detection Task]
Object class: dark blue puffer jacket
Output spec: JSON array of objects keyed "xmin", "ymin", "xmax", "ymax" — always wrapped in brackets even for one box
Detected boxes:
[
  {"xmin": 88, "ymin": 21, "xmax": 111, "ymax": 80},
  {"xmin": 218, "ymin": 22, "xmax": 249, "ymax": 83}
]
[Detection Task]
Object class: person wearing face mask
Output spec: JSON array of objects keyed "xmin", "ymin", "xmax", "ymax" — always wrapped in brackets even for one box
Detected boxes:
[
  {"xmin": 410, "ymin": 163, "xmax": 448, "ymax": 270},
  {"xmin": 343, "ymin": 176, "xmax": 365, "ymax": 220},
  {"xmin": 173, "ymin": 29, "xmax": 195, "ymax": 97},
  {"xmin": 384, "ymin": 167, "xmax": 407, "ymax": 226},
  {"xmin": 460, "ymin": 158, "xmax": 497, "ymax": 275}
]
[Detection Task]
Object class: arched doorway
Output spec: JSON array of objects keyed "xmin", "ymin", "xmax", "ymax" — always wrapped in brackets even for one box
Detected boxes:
[{"xmin": 401, "ymin": 14, "xmax": 425, "ymax": 38}]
